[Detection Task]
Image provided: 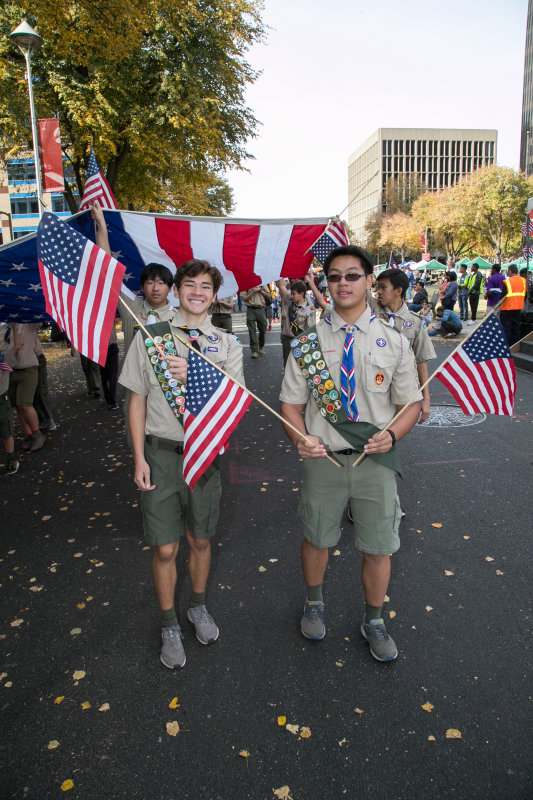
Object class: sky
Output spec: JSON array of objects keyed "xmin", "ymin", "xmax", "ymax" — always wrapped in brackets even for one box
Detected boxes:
[{"xmin": 227, "ymin": 0, "xmax": 528, "ymax": 220}]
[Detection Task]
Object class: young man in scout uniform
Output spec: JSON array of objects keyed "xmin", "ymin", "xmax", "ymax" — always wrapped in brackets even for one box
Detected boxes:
[
  {"xmin": 119, "ymin": 259, "xmax": 245, "ymax": 669},
  {"xmin": 240, "ymin": 285, "xmax": 270, "ymax": 358},
  {"xmin": 280, "ymin": 245, "xmax": 421, "ymax": 662},
  {"xmin": 372, "ymin": 268, "xmax": 436, "ymax": 424},
  {"xmin": 276, "ymin": 278, "xmax": 316, "ymax": 365}
]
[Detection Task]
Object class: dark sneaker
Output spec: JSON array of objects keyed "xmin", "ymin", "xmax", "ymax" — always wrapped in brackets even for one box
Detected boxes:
[
  {"xmin": 6, "ymin": 457, "xmax": 19, "ymax": 475},
  {"xmin": 30, "ymin": 431, "xmax": 46, "ymax": 452},
  {"xmin": 361, "ymin": 618, "xmax": 398, "ymax": 662},
  {"xmin": 23, "ymin": 435, "xmax": 32, "ymax": 452},
  {"xmin": 47, "ymin": 418, "xmax": 57, "ymax": 431},
  {"xmin": 160, "ymin": 624, "xmax": 186, "ymax": 669},
  {"xmin": 300, "ymin": 600, "xmax": 326, "ymax": 640},
  {"xmin": 187, "ymin": 605, "xmax": 219, "ymax": 645}
]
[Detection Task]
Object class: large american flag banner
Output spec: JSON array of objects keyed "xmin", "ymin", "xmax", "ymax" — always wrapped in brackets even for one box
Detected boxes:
[
  {"xmin": 310, "ymin": 218, "xmax": 350, "ymax": 265},
  {"xmin": 79, "ymin": 148, "xmax": 118, "ymax": 211},
  {"xmin": 436, "ymin": 314, "xmax": 516, "ymax": 416},
  {"xmin": 183, "ymin": 350, "xmax": 252, "ymax": 488},
  {"xmin": 0, "ymin": 210, "xmax": 328, "ymax": 322},
  {"xmin": 37, "ymin": 213, "xmax": 125, "ymax": 366}
]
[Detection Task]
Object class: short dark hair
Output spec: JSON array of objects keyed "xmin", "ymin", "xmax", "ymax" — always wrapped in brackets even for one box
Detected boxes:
[
  {"xmin": 471, "ymin": 263, "xmax": 479, "ymax": 271},
  {"xmin": 173, "ymin": 259, "xmax": 223, "ymax": 293},
  {"xmin": 446, "ymin": 270, "xmax": 457, "ymax": 281},
  {"xmin": 323, "ymin": 245, "xmax": 374, "ymax": 277},
  {"xmin": 140, "ymin": 263, "xmax": 173, "ymax": 288},
  {"xmin": 377, "ymin": 267, "xmax": 409, "ymax": 299},
  {"xmin": 507, "ymin": 264, "xmax": 518, "ymax": 275},
  {"xmin": 290, "ymin": 280, "xmax": 307, "ymax": 295},
  {"xmin": 492, "ymin": 264, "xmax": 501, "ymax": 273}
]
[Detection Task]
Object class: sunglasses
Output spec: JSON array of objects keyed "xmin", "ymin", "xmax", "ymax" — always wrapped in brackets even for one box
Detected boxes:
[{"xmin": 327, "ymin": 272, "xmax": 367, "ymax": 283}]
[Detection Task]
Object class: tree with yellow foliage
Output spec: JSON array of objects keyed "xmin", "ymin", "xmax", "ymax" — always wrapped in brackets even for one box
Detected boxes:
[
  {"xmin": 378, "ymin": 211, "xmax": 422, "ymax": 262},
  {"xmin": 0, "ymin": 0, "xmax": 265, "ymax": 214}
]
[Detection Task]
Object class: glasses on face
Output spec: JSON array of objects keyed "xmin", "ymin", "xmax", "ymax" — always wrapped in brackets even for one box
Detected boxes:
[{"xmin": 327, "ymin": 272, "xmax": 366, "ymax": 283}]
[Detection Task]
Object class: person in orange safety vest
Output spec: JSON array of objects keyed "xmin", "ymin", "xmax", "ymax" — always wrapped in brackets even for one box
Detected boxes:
[{"xmin": 500, "ymin": 265, "xmax": 527, "ymax": 346}]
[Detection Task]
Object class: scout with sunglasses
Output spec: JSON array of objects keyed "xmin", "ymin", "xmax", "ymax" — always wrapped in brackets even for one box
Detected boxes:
[{"xmin": 280, "ymin": 244, "xmax": 421, "ymax": 663}]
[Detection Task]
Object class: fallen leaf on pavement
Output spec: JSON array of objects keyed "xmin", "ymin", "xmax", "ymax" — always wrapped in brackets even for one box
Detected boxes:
[
  {"xmin": 285, "ymin": 724, "xmax": 299, "ymax": 735},
  {"xmin": 81, "ymin": 701, "xmax": 91, "ymax": 710},
  {"xmin": 10, "ymin": 619, "xmax": 23, "ymax": 627},
  {"xmin": 98, "ymin": 703, "xmax": 110, "ymax": 712},
  {"xmin": 54, "ymin": 696, "xmax": 64, "ymax": 705},
  {"xmin": 431, "ymin": 523, "xmax": 443, "ymax": 528},
  {"xmin": 168, "ymin": 697, "xmax": 179, "ymax": 709},
  {"xmin": 273, "ymin": 787, "xmax": 293, "ymax": 800},
  {"xmin": 47, "ymin": 740, "xmax": 60, "ymax": 750},
  {"xmin": 70, "ymin": 628, "xmax": 81, "ymax": 636},
  {"xmin": 444, "ymin": 570, "xmax": 454, "ymax": 576},
  {"xmin": 446, "ymin": 728, "xmax": 462, "ymax": 739},
  {"xmin": 277, "ymin": 716, "xmax": 286, "ymax": 726},
  {"xmin": 428, "ymin": 735, "xmax": 436, "ymax": 741},
  {"xmin": 421, "ymin": 702, "xmax": 434, "ymax": 712},
  {"xmin": 300, "ymin": 727, "xmax": 311, "ymax": 738},
  {"xmin": 496, "ymin": 570, "xmax": 504, "ymax": 576},
  {"xmin": 239, "ymin": 750, "xmax": 250, "ymax": 758},
  {"xmin": 425, "ymin": 606, "xmax": 433, "ymax": 612},
  {"xmin": 166, "ymin": 721, "xmax": 180, "ymax": 736},
  {"xmin": 60, "ymin": 779, "xmax": 74, "ymax": 791},
  {"xmin": 485, "ymin": 557, "xmax": 494, "ymax": 562},
  {"xmin": 258, "ymin": 566, "xmax": 267, "ymax": 572},
  {"xmin": 72, "ymin": 671, "xmax": 85, "ymax": 680},
  {"xmin": 354, "ymin": 708, "xmax": 364, "ymax": 715},
  {"xmin": 389, "ymin": 610, "xmax": 396, "ymax": 619}
]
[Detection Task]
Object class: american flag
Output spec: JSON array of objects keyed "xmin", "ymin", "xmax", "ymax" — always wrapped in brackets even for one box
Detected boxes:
[
  {"xmin": 436, "ymin": 314, "xmax": 516, "ymax": 416},
  {"xmin": 310, "ymin": 218, "xmax": 349, "ymax": 265},
  {"xmin": 521, "ymin": 216, "xmax": 533, "ymax": 237},
  {"xmin": 0, "ymin": 353, "xmax": 12, "ymax": 372},
  {"xmin": 523, "ymin": 245, "xmax": 533, "ymax": 259},
  {"xmin": 79, "ymin": 147, "xmax": 118, "ymax": 211},
  {"xmin": 37, "ymin": 212, "xmax": 125, "ymax": 366},
  {"xmin": 183, "ymin": 350, "xmax": 252, "ymax": 488}
]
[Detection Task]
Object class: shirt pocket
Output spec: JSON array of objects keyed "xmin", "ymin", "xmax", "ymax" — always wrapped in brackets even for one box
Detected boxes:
[{"xmin": 364, "ymin": 352, "xmax": 396, "ymax": 393}]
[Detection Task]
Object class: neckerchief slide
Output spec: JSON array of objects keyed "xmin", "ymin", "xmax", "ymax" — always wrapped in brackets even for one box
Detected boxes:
[{"xmin": 290, "ymin": 323, "xmax": 402, "ymax": 476}]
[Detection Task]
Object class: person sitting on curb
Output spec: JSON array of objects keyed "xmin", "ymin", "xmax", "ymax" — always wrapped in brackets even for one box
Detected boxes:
[{"xmin": 428, "ymin": 306, "xmax": 463, "ymax": 338}]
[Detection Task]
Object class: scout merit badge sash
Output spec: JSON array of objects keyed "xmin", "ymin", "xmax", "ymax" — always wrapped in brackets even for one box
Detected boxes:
[
  {"xmin": 290, "ymin": 325, "xmax": 402, "ymax": 476},
  {"xmin": 143, "ymin": 321, "xmax": 186, "ymax": 424}
]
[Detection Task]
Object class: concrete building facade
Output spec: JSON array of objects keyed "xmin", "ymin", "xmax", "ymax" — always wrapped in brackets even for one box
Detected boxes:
[
  {"xmin": 348, "ymin": 127, "xmax": 497, "ymax": 244},
  {"xmin": 520, "ymin": 0, "xmax": 533, "ymax": 175}
]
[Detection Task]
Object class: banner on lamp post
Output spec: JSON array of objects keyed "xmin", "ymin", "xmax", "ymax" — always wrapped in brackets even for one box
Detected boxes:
[{"xmin": 37, "ymin": 119, "xmax": 65, "ymax": 193}]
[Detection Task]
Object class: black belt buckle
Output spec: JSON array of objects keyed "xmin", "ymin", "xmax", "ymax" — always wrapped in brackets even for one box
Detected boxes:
[{"xmin": 175, "ymin": 444, "xmax": 184, "ymax": 454}]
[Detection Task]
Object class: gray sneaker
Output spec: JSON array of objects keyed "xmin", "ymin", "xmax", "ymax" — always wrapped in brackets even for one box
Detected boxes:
[
  {"xmin": 361, "ymin": 618, "xmax": 398, "ymax": 662},
  {"xmin": 160, "ymin": 624, "xmax": 186, "ymax": 669},
  {"xmin": 300, "ymin": 600, "xmax": 326, "ymax": 640},
  {"xmin": 187, "ymin": 605, "xmax": 219, "ymax": 645},
  {"xmin": 30, "ymin": 431, "xmax": 46, "ymax": 452}
]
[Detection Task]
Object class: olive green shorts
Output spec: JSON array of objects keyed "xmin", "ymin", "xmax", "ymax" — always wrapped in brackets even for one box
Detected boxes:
[
  {"xmin": 8, "ymin": 366, "xmax": 38, "ymax": 408},
  {"xmin": 141, "ymin": 435, "xmax": 222, "ymax": 547},
  {"xmin": 299, "ymin": 453, "xmax": 401, "ymax": 554}
]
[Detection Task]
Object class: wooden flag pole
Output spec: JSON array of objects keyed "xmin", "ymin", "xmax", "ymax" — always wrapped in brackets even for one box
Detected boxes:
[
  {"xmin": 118, "ymin": 297, "xmax": 341, "ymax": 468},
  {"xmin": 351, "ymin": 299, "xmax": 506, "ymax": 467}
]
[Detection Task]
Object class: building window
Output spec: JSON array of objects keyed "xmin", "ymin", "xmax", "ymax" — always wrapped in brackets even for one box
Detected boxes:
[
  {"xmin": 51, "ymin": 195, "xmax": 71, "ymax": 212},
  {"xmin": 6, "ymin": 160, "xmax": 36, "ymax": 183},
  {"xmin": 10, "ymin": 196, "xmax": 39, "ymax": 214},
  {"xmin": 13, "ymin": 230, "xmax": 34, "ymax": 239}
]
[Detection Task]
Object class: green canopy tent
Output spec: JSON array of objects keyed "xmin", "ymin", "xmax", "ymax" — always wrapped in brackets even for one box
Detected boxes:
[
  {"xmin": 470, "ymin": 256, "xmax": 493, "ymax": 270},
  {"xmin": 502, "ymin": 257, "xmax": 533, "ymax": 271},
  {"xmin": 455, "ymin": 257, "xmax": 471, "ymax": 267},
  {"xmin": 419, "ymin": 259, "xmax": 445, "ymax": 271}
]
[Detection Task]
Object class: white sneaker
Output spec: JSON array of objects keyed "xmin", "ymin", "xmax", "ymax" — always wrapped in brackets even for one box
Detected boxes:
[{"xmin": 467, "ymin": 320, "xmax": 475, "ymax": 326}]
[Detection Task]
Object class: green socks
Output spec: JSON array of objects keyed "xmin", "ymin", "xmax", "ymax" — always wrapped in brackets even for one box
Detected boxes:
[
  {"xmin": 306, "ymin": 584, "xmax": 323, "ymax": 603},
  {"xmin": 189, "ymin": 591, "xmax": 205, "ymax": 608},
  {"xmin": 160, "ymin": 607, "xmax": 178, "ymax": 627},
  {"xmin": 365, "ymin": 603, "xmax": 383, "ymax": 624}
]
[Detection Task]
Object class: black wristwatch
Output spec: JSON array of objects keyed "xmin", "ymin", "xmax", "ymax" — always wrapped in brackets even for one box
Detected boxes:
[{"xmin": 387, "ymin": 429, "xmax": 397, "ymax": 447}]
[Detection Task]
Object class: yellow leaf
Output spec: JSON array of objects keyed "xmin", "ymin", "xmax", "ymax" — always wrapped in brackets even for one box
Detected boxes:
[
  {"xmin": 86, "ymin": 596, "xmax": 93, "ymax": 602},
  {"xmin": 332, "ymin": 549, "xmax": 341, "ymax": 556},
  {"xmin": 77, "ymin": 603, "xmax": 85, "ymax": 609},
  {"xmin": 445, "ymin": 728, "xmax": 462, "ymax": 739},
  {"xmin": 166, "ymin": 721, "xmax": 180, "ymax": 736},
  {"xmin": 384, "ymin": 594, "xmax": 390, "ymax": 603},
  {"xmin": 354, "ymin": 707, "xmax": 364, "ymax": 715},
  {"xmin": 444, "ymin": 570, "xmax": 454, "ymax": 576},
  {"xmin": 73, "ymin": 553, "xmax": 83, "ymax": 558},
  {"xmin": 72, "ymin": 670, "xmax": 85, "ymax": 680},
  {"xmin": 421, "ymin": 702, "xmax": 434, "ymax": 712},
  {"xmin": 300, "ymin": 726, "xmax": 311, "ymax": 738},
  {"xmin": 60, "ymin": 780, "xmax": 74, "ymax": 791},
  {"xmin": 286, "ymin": 724, "xmax": 299, "ymax": 734},
  {"xmin": 168, "ymin": 697, "xmax": 180, "ymax": 709},
  {"xmin": 431, "ymin": 522, "xmax": 443, "ymax": 528},
  {"xmin": 416, "ymin": 529, "xmax": 422, "ymax": 533},
  {"xmin": 258, "ymin": 566, "xmax": 267, "ymax": 572},
  {"xmin": 389, "ymin": 610, "xmax": 396, "ymax": 619},
  {"xmin": 47, "ymin": 740, "xmax": 60, "ymax": 750},
  {"xmin": 81, "ymin": 701, "xmax": 91, "ymax": 710},
  {"xmin": 277, "ymin": 716, "xmax": 286, "ymax": 726},
  {"xmin": 142, "ymin": 546, "xmax": 150, "ymax": 550},
  {"xmin": 54, "ymin": 696, "xmax": 64, "ymax": 705},
  {"xmin": 292, "ymin": 487, "xmax": 299, "ymax": 492},
  {"xmin": 42, "ymin": 515, "xmax": 51, "ymax": 521},
  {"xmin": 496, "ymin": 570, "xmax": 504, "ymax": 576},
  {"xmin": 425, "ymin": 606, "xmax": 433, "ymax": 612},
  {"xmin": 60, "ymin": 507, "xmax": 68, "ymax": 511},
  {"xmin": 238, "ymin": 749, "xmax": 250, "ymax": 758},
  {"xmin": 485, "ymin": 556, "xmax": 494, "ymax": 562},
  {"xmin": 428, "ymin": 735, "xmax": 436, "ymax": 741},
  {"xmin": 70, "ymin": 628, "xmax": 82, "ymax": 636},
  {"xmin": 463, "ymin": 535, "xmax": 470, "ymax": 540},
  {"xmin": 273, "ymin": 787, "xmax": 293, "ymax": 800},
  {"xmin": 10, "ymin": 619, "xmax": 23, "ymax": 627},
  {"xmin": 260, "ymin": 488, "xmax": 267, "ymax": 492},
  {"xmin": 98, "ymin": 703, "xmax": 110, "ymax": 712}
]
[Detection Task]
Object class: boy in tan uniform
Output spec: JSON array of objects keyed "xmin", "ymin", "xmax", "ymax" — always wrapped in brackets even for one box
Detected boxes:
[{"xmin": 280, "ymin": 245, "xmax": 421, "ymax": 662}]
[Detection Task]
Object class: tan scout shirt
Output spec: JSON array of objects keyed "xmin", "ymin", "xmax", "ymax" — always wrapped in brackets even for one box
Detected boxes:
[
  {"xmin": 279, "ymin": 306, "xmax": 421, "ymax": 451},
  {"xmin": 118, "ymin": 310, "xmax": 245, "ymax": 442},
  {"xmin": 370, "ymin": 296, "xmax": 436, "ymax": 364},
  {"xmin": 241, "ymin": 287, "xmax": 266, "ymax": 307},
  {"xmin": 13, "ymin": 324, "xmax": 40, "ymax": 369},
  {"xmin": 120, "ymin": 294, "xmax": 177, "ymax": 352}
]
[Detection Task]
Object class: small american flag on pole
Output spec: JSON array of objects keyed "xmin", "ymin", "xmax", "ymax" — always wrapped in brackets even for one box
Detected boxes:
[
  {"xmin": 79, "ymin": 147, "xmax": 118, "ymax": 211},
  {"xmin": 521, "ymin": 216, "xmax": 533, "ymax": 237},
  {"xmin": 37, "ymin": 212, "xmax": 125, "ymax": 366},
  {"xmin": 310, "ymin": 218, "xmax": 349, "ymax": 265},
  {"xmin": 523, "ymin": 245, "xmax": 533, "ymax": 259},
  {"xmin": 183, "ymin": 350, "xmax": 252, "ymax": 488},
  {"xmin": 436, "ymin": 314, "xmax": 516, "ymax": 416}
]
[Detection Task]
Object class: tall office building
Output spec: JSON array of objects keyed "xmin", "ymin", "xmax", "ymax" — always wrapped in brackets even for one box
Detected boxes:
[
  {"xmin": 520, "ymin": 0, "xmax": 533, "ymax": 174},
  {"xmin": 348, "ymin": 127, "xmax": 497, "ymax": 244}
]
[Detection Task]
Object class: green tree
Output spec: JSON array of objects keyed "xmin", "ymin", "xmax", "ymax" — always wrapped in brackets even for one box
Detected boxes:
[
  {"xmin": 0, "ymin": 0, "xmax": 265, "ymax": 214},
  {"xmin": 411, "ymin": 188, "xmax": 474, "ymax": 266}
]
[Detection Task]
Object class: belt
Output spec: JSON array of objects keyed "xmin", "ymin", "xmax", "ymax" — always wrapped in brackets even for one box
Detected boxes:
[
  {"xmin": 145, "ymin": 434, "xmax": 184, "ymax": 454},
  {"xmin": 247, "ymin": 305, "xmax": 263, "ymax": 309},
  {"xmin": 333, "ymin": 448, "xmax": 360, "ymax": 456}
]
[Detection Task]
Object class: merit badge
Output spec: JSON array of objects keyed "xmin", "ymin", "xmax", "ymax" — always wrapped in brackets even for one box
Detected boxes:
[
  {"xmin": 160, "ymin": 360, "xmax": 168, "ymax": 370},
  {"xmin": 304, "ymin": 354, "xmax": 313, "ymax": 364},
  {"xmin": 376, "ymin": 338, "xmax": 386, "ymax": 347},
  {"xmin": 163, "ymin": 333, "xmax": 172, "ymax": 341},
  {"xmin": 294, "ymin": 348, "xmax": 302, "ymax": 358},
  {"xmin": 320, "ymin": 369, "xmax": 329, "ymax": 380},
  {"xmin": 307, "ymin": 332, "xmax": 317, "ymax": 340},
  {"xmin": 150, "ymin": 355, "xmax": 158, "ymax": 365},
  {"xmin": 147, "ymin": 346, "xmax": 156, "ymax": 355},
  {"xmin": 302, "ymin": 369, "xmax": 309, "ymax": 378},
  {"xmin": 325, "ymin": 380, "xmax": 334, "ymax": 390},
  {"xmin": 291, "ymin": 339, "xmax": 299, "ymax": 348},
  {"xmin": 318, "ymin": 384, "xmax": 326, "ymax": 394},
  {"xmin": 171, "ymin": 387, "xmax": 180, "ymax": 396},
  {"xmin": 168, "ymin": 378, "xmax": 178, "ymax": 388},
  {"xmin": 375, "ymin": 373, "xmax": 385, "ymax": 386},
  {"xmin": 144, "ymin": 337, "xmax": 153, "ymax": 346},
  {"xmin": 322, "ymin": 393, "xmax": 330, "ymax": 403},
  {"xmin": 404, "ymin": 320, "xmax": 413, "ymax": 328},
  {"xmin": 154, "ymin": 336, "xmax": 163, "ymax": 345},
  {"xmin": 164, "ymin": 369, "xmax": 172, "ymax": 379},
  {"xmin": 299, "ymin": 335, "xmax": 307, "ymax": 343},
  {"xmin": 301, "ymin": 344, "xmax": 310, "ymax": 353},
  {"xmin": 169, "ymin": 401, "xmax": 176, "ymax": 409},
  {"xmin": 189, "ymin": 329, "xmax": 200, "ymax": 338},
  {"xmin": 176, "ymin": 396, "xmax": 185, "ymax": 406},
  {"xmin": 154, "ymin": 364, "xmax": 162, "ymax": 374},
  {"xmin": 329, "ymin": 389, "xmax": 338, "ymax": 400},
  {"xmin": 320, "ymin": 408, "xmax": 327, "ymax": 417},
  {"xmin": 316, "ymin": 360, "xmax": 325, "ymax": 370},
  {"xmin": 330, "ymin": 413, "xmax": 337, "ymax": 423},
  {"xmin": 165, "ymin": 391, "xmax": 172, "ymax": 400},
  {"xmin": 312, "ymin": 388, "xmax": 319, "ymax": 398},
  {"xmin": 310, "ymin": 341, "xmax": 318, "ymax": 349},
  {"xmin": 180, "ymin": 405, "xmax": 186, "ymax": 414},
  {"xmin": 157, "ymin": 374, "xmax": 165, "ymax": 384},
  {"xmin": 164, "ymin": 341, "xmax": 174, "ymax": 351},
  {"xmin": 334, "ymin": 399, "xmax": 342, "ymax": 410},
  {"xmin": 308, "ymin": 365, "xmax": 316, "ymax": 375},
  {"xmin": 313, "ymin": 375, "xmax": 321, "ymax": 385},
  {"xmin": 326, "ymin": 404, "xmax": 334, "ymax": 414}
]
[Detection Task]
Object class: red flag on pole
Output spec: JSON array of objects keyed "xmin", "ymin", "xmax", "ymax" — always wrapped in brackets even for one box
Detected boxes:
[{"xmin": 37, "ymin": 118, "xmax": 64, "ymax": 193}]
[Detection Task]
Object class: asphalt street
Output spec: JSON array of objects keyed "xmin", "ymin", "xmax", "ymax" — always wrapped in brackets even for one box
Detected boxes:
[{"xmin": 1, "ymin": 316, "xmax": 532, "ymax": 800}]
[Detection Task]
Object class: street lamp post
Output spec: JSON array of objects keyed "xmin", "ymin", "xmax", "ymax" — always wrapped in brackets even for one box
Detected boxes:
[{"xmin": 10, "ymin": 20, "xmax": 44, "ymax": 219}]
